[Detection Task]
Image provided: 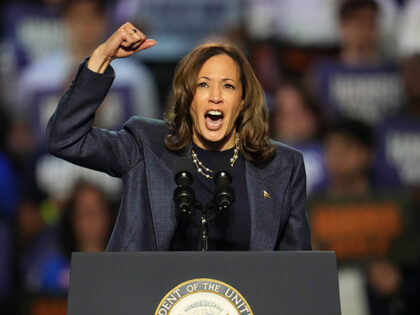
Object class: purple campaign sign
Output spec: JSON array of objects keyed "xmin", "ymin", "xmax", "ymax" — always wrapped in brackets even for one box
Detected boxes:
[
  {"xmin": 3, "ymin": 3, "xmax": 65, "ymax": 68},
  {"xmin": 375, "ymin": 118, "xmax": 420, "ymax": 188},
  {"xmin": 314, "ymin": 59, "xmax": 403, "ymax": 125}
]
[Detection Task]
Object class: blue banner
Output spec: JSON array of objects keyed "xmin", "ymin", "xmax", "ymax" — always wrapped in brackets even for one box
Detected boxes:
[{"xmin": 374, "ymin": 118, "xmax": 420, "ymax": 188}]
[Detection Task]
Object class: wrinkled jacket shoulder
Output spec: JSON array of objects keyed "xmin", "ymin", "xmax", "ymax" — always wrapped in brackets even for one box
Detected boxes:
[
  {"xmin": 269, "ymin": 140, "xmax": 304, "ymax": 170},
  {"xmin": 122, "ymin": 116, "xmax": 170, "ymax": 155}
]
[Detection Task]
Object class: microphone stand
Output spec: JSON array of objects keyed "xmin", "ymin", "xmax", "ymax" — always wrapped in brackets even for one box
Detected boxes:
[
  {"xmin": 197, "ymin": 201, "xmax": 224, "ymax": 251},
  {"xmin": 199, "ymin": 202, "xmax": 208, "ymax": 251},
  {"xmin": 195, "ymin": 201, "xmax": 210, "ymax": 251},
  {"xmin": 177, "ymin": 200, "xmax": 227, "ymax": 252}
]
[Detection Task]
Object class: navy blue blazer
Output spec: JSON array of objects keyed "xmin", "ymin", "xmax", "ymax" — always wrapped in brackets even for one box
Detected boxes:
[{"xmin": 46, "ymin": 60, "xmax": 312, "ymax": 251}]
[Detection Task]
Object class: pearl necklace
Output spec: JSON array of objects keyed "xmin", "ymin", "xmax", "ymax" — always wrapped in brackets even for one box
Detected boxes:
[{"xmin": 191, "ymin": 135, "xmax": 240, "ymax": 179}]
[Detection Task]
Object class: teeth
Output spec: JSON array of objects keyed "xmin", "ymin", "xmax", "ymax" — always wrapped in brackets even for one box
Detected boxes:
[{"xmin": 207, "ymin": 110, "xmax": 222, "ymax": 116}]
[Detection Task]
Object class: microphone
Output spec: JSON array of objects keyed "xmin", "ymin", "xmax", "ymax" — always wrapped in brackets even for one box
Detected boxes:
[
  {"xmin": 173, "ymin": 157, "xmax": 195, "ymax": 217},
  {"xmin": 213, "ymin": 160, "xmax": 235, "ymax": 212}
]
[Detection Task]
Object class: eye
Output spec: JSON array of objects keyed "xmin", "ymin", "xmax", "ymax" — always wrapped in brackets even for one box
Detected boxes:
[
  {"xmin": 224, "ymin": 83, "xmax": 235, "ymax": 89},
  {"xmin": 197, "ymin": 82, "xmax": 208, "ymax": 88}
]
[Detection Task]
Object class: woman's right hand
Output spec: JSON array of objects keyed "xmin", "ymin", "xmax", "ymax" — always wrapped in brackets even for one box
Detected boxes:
[{"xmin": 88, "ymin": 22, "xmax": 156, "ymax": 74}]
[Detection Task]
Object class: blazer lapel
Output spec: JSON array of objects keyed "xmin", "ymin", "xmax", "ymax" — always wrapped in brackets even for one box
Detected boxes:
[
  {"xmin": 144, "ymin": 144, "xmax": 191, "ymax": 250},
  {"xmin": 246, "ymin": 158, "xmax": 293, "ymax": 250}
]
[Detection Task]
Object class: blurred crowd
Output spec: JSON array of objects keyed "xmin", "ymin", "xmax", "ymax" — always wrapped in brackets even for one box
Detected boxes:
[{"xmin": 0, "ymin": 0, "xmax": 419, "ymax": 314}]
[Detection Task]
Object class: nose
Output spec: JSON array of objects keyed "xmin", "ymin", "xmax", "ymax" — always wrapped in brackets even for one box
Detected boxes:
[{"xmin": 209, "ymin": 85, "xmax": 222, "ymax": 104}]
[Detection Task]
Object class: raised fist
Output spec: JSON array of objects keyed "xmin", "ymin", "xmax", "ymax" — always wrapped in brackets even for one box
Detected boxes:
[{"xmin": 88, "ymin": 22, "xmax": 156, "ymax": 73}]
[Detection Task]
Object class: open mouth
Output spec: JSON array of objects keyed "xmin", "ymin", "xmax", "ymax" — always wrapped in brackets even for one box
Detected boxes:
[{"xmin": 205, "ymin": 110, "xmax": 224, "ymax": 130}]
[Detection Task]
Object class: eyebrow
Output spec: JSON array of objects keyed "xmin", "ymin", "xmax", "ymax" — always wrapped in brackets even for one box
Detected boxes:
[{"xmin": 198, "ymin": 76, "xmax": 236, "ymax": 83}]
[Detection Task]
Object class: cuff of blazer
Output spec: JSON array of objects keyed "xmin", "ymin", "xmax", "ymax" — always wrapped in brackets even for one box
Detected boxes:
[{"xmin": 73, "ymin": 57, "xmax": 116, "ymax": 91}]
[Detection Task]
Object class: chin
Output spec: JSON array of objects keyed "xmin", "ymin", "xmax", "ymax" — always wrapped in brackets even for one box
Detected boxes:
[{"xmin": 202, "ymin": 132, "xmax": 226, "ymax": 144}]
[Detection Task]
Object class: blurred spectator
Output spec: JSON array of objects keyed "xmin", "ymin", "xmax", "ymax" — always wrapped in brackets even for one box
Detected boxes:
[
  {"xmin": 19, "ymin": 182, "xmax": 114, "ymax": 295},
  {"xmin": 249, "ymin": 42, "xmax": 282, "ymax": 101},
  {"xmin": 339, "ymin": 0, "xmax": 380, "ymax": 64},
  {"xmin": 61, "ymin": 182, "xmax": 113, "ymax": 255},
  {"xmin": 18, "ymin": 197, "xmax": 57, "ymax": 294},
  {"xmin": 310, "ymin": 0, "xmax": 403, "ymax": 125},
  {"xmin": 272, "ymin": 81, "xmax": 324, "ymax": 145},
  {"xmin": 271, "ymin": 81, "xmax": 328, "ymax": 195},
  {"xmin": 309, "ymin": 119, "xmax": 420, "ymax": 315},
  {"xmin": 6, "ymin": 119, "xmax": 37, "ymax": 177},
  {"xmin": 18, "ymin": 0, "xmax": 160, "ymax": 134},
  {"xmin": 324, "ymin": 119, "xmax": 374, "ymax": 196},
  {"xmin": 370, "ymin": 54, "xmax": 420, "ymax": 315}
]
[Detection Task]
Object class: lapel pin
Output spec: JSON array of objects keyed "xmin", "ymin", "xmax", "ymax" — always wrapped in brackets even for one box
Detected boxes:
[{"xmin": 263, "ymin": 190, "xmax": 271, "ymax": 199}]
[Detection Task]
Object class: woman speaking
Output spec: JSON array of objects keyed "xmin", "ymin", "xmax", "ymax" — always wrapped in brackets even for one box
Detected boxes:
[{"xmin": 46, "ymin": 22, "xmax": 311, "ymax": 251}]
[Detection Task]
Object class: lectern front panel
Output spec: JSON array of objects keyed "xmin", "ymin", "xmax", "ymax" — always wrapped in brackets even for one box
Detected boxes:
[{"xmin": 67, "ymin": 251, "xmax": 341, "ymax": 315}]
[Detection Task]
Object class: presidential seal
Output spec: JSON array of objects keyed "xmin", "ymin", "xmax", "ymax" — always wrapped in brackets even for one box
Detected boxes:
[{"xmin": 155, "ymin": 278, "xmax": 253, "ymax": 315}]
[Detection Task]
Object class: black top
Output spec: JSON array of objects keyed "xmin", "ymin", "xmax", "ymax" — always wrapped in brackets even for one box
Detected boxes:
[{"xmin": 170, "ymin": 143, "xmax": 250, "ymax": 251}]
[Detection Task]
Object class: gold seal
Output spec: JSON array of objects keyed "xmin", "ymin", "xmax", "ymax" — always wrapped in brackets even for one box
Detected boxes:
[{"xmin": 155, "ymin": 278, "xmax": 253, "ymax": 315}]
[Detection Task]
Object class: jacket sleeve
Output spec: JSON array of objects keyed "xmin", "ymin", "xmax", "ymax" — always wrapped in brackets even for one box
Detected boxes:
[
  {"xmin": 276, "ymin": 152, "xmax": 312, "ymax": 250},
  {"xmin": 45, "ymin": 59, "xmax": 142, "ymax": 178}
]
